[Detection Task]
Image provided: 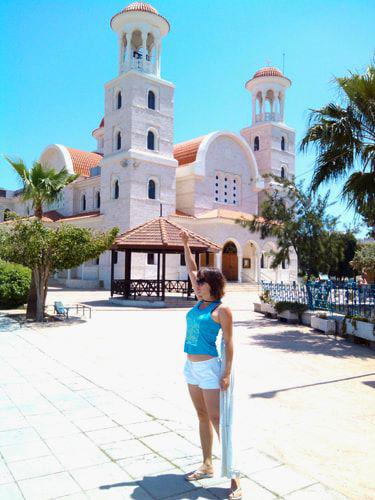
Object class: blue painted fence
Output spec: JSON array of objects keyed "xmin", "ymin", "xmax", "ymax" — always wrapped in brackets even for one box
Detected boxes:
[{"xmin": 261, "ymin": 281, "xmax": 375, "ymax": 319}]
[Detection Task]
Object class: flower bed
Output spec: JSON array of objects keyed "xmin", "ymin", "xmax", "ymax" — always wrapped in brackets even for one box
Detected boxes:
[
  {"xmin": 344, "ymin": 316, "xmax": 375, "ymax": 342},
  {"xmin": 311, "ymin": 314, "xmax": 336, "ymax": 334},
  {"xmin": 274, "ymin": 301, "xmax": 308, "ymax": 324}
]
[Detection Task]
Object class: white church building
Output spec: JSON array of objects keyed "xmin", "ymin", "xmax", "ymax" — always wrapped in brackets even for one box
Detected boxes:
[{"xmin": 0, "ymin": 2, "xmax": 298, "ymax": 289}]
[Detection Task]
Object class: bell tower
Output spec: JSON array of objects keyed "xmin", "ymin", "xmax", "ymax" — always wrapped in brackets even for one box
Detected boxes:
[
  {"xmin": 100, "ymin": 2, "xmax": 177, "ymax": 230},
  {"xmin": 240, "ymin": 66, "xmax": 295, "ymax": 201},
  {"xmin": 111, "ymin": 2, "xmax": 169, "ymax": 77}
]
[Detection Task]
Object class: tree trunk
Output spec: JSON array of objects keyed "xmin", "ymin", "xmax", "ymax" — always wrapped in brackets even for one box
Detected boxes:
[
  {"xmin": 26, "ymin": 274, "xmax": 37, "ymax": 320},
  {"xmin": 34, "ymin": 269, "xmax": 45, "ymax": 323}
]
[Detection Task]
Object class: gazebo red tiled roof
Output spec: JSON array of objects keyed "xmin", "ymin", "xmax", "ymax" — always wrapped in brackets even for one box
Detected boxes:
[{"xmin": 112, "ymin": 216, "xmax": 221, "ymax": 252}]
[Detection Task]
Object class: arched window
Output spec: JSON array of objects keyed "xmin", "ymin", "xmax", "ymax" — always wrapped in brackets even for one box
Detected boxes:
[
  {"xmin": 280, "ymin": 166, "xmax": 285, "ymax": 179},
  {"xmin": 282, "ymin": 260, "xmax": 286, "ymax": 269},
  {"xmin": 148, "ymin": 90, "xmax": 155, "ymax": 110},
  {"xmin": 114, "ymin": 180, "xmax": 119, "ymax": 199},
  {"xmin": 117, "ymin": 91, "xmax": 122, "ymax": 109},
  {"xmin": 147, "ymin": 130, "xmax": 155, "ymax": 150},
  {"xmin": 148, "ymin": 179, "xmax": 156, "ymax": 199},
  {"xmin": 281, "ymin": 136, "xmax": 285, "ymax": 151},
  {"xmin": 81, "ymin": 194, "xmax": 86, "ymax": 211},
  {"xmin": 116, "ymin": 132, "xmax": 122, "ymax": 150},
  {"xmin": 260, "ymin": 253, "xmax": 265, "ymax": 269},
  {"xmin": 3, "ymin": 208, "xmax": 10, "ymax": 221},
  {"xmin": 254, "ymin": 136, "xmax": 260, "ymax": 151},
  {"xmin": 96, "ymin": 191, "xmax": 101, "ymax": 209}
]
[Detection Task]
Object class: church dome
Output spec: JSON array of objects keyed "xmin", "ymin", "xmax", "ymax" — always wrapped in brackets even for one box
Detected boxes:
[
  {"xmin": 123, "ymin": 2, "xmax": 158, "ymax": 14},
  {"xmin": 110, "ymin": 2, "xmax": 169, "ymax": 33},
  {"xmin": 253, "ymin": 66, "xmax": 284, "ymax": 78}
]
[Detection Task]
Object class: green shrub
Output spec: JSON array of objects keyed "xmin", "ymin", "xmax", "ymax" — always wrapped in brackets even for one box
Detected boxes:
[
  {"xmin": 274, "ymin": 301, "xmax": 308, "ymax": 314},
  {"xmin": 345, "ymin": 314, "xmax": 375, "ymax": 325},
  {"xmin": 0, "ymin": 260, "xmax": 31, "ymax": 309},
  {"xmin": 259, "ymin": 290, "xmax": 273, "ymax": 304}
]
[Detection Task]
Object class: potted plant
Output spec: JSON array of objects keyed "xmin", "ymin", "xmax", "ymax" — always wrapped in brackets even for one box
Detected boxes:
[
  {"xmin": 274, "ymin": 301, "xmax": 308, "ymax": 323},
  {"xmin": 311, "ymin": 312, "xmax": 336, "ymax": 334},
  {"xmin": 258, "ymin": 290, "xmax": 277, "ymax": 317},
  {"xmin": 344, "ymin": 315, "xmax": 375, "ymax": 341}
]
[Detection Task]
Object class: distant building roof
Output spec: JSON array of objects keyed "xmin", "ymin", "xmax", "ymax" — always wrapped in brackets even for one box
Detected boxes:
[
  {"xmin": 173, "ymin": 135, "xmax": 207, "ymax": 166},
  {"xmin": 65, "ymin": 148, "xmax": 102, "ymax": 177}
]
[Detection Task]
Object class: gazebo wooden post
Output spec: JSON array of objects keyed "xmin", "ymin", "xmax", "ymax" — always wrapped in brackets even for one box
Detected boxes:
[
  {"xmin": 124, "ymin": 249, "xmax": 132, "ymax": 299},
  {"xmin": 110, "ymin": 249, "xmax": 115, "ymax": 297},
  {"xmin": 205, "ymin": 251, "xmax": 209, "ymax": 266},
  {"xmin": 157, "ymin": 252, "xmax": 160, "ymax": 297},
  {"xmin": 195, "ymin": 252, "xmax": 200, "ymax": 270},
  {"xmin": 161, "ymin": 252, "xmax": 166, "ymax": 301}
]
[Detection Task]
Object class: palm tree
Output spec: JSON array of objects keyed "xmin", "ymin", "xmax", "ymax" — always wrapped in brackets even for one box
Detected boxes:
[
  {"xmin": 5, "ymin": 157, "xmax": 78, "ymax": 319},
  {"xmin": 5, "ymin": 158, "xmax": 78, "ymax": 219},
  {"xmin": 300, "ymin": 63, "xmax": 375, "ymax": 228}
]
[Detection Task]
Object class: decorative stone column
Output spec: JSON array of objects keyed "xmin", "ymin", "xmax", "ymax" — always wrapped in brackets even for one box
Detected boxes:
[
  {"xmin": 252, "ymin": 94, "xmax": 256, "ymax": 124},
  {"xmin": 125, "ymin": 32, "xmax": 132, "ymax": 70},
  {"xmin": 155, "ymin": 39, "xmax": 161, "ymax": 77},
  {"xmin": 215, "ymin": 252, "xmax": 222, "ymax": 271},
  {"xmin": 141, "ymin": 29, "xmax": 147, "ymax": 71},
  {"xmin": 280, "ymin": 92, "xmax": 285, "ymax": 121}
]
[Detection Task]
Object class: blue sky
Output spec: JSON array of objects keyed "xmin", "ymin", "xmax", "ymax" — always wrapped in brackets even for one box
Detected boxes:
[{"xmin": 1, "ymin": 0, "xmax": 374, "ymax": 234}]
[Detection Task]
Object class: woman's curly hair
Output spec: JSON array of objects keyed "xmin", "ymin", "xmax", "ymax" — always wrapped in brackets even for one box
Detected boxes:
[{"xmin": 197, "ymin": 267, "xmax": 226, "ymax": 300}]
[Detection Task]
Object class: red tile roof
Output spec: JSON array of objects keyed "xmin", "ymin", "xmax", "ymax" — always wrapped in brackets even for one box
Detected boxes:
[
  {"xmin": 173, "ymin": 210, "xmax": 195, "ymax": 218},
  {"xmin": 173, "ymin": 135, "xmax": 206, "ymax": 166},
  {"xmin": 56, "ymin": 210, "xmax": 101, "ymax": 222},
  {"xmin": 112, "ymin": 216, "xmax": 221, "ymax": 252},
  {"xmin": 124, "ymin": 2, "xmax": 158, "ymax": 14},
  {"xmin": 111, "ymin": 2, "xmax": 170, "ymax": 30},
  {"xmin": 65, "ymin": 148, "xmax": 102, "ymax": 177},
  {"xmin": 254, "ymin": 66, "xmax": 283, "ymax": 78},
  {"xmin": 249, "ymin": 66, "xmax": 291, "ymax": 84},
  {"xmin": 41, "ymin": 210, "xmax": 64, "ymax": 222}
]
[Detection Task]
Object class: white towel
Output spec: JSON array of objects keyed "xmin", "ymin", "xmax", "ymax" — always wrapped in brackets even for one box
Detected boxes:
[{"xmin": 220, "ymin": 336, "xmax": 240, "ymax": 479}]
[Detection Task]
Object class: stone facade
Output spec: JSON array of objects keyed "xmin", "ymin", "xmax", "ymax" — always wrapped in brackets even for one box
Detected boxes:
[{"xmin": 0, "ymin": 2, "xmax": 298, "ymax": 289}]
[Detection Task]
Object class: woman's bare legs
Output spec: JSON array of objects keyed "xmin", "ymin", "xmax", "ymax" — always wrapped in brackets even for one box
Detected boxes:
[
  {"xmin": 188, "ymin": 384, "xmax": 214, "ymax": 470},
  {"xmin": 188, "ymin": 384, "xmax": 241, "ymax": 495},
  {"xmin": 202, "ymin": 389, "xmax": 241, "ymax": 494}
]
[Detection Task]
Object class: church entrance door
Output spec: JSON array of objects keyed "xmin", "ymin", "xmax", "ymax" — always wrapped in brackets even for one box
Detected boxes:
[{"xmin": 222, "ymin": 242, "xmax": 238, "ymax": 281}]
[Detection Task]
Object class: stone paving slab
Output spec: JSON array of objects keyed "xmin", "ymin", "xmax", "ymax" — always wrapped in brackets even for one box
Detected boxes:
[
  {"xmin": 0, "ymin": 482, "xmax": 24, "ymax": 499},
  {"xmin": 0, "ymin": 301, "xmax": 368, "ymax": 499},
  {"xmin": 18, "ymin": 471, "xmax": 82, "ymax": 499},
  {"xmin": 249, "ymin": 465, "xmax": 317, "ymax": 497}
]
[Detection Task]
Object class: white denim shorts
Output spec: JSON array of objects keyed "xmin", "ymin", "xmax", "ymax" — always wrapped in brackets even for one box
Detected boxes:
[{"xmin": 184, "ymin": 357, "xmax": 221, "ymax": 390}]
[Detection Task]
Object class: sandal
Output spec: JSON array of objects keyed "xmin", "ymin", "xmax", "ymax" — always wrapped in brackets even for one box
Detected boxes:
[
  {"xmin": 228, "ymin": 487, "xmax": 242, "ymax": 499},
  {"xmin": 185, "ymin": 467, "xmax": 214, "ymax": 481}
]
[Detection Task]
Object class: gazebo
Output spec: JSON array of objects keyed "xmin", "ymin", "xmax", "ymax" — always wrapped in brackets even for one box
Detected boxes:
[{"xmin": 110, "ymin": 217, "xmax": 222, "ymax": 301}]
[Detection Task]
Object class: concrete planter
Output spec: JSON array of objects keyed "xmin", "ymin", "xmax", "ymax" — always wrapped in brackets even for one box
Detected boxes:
[
  {"xmin": 301, "ymin": 310, "xmax": 314, "ymax": 326},
  {"xmin": 277, "ymin": 310, "xmax": 299, "ymax": 324},
  {"xmin": 311, "ymin": 315, "xmax": 336, "ymax": 334},
  {"xmin": 260, "ymin": 302, "xmax": 277, "ymax": 318},
  {"xmin": 253, "ymin": 302, "xmax": 262, "ymax": 313},
  {"xmin": 345, "ymin": 319, "xmax": 375, "ymax": 341}
]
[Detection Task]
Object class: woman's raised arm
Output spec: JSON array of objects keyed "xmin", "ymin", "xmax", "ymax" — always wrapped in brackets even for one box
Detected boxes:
[{"xmin": 179, "ymin": 230, "xmax": 199, "ymax": 296}]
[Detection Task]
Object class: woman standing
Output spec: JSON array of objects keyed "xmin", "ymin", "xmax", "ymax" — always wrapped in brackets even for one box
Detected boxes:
[{"xmin": 180, "ymin": 230, "xmax": 242, "ymax": 500}]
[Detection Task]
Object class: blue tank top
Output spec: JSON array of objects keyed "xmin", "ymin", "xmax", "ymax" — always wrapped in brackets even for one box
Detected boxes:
[{"xmin": 184, "ymin": 300, "xmax": 222, "ymax": 356}]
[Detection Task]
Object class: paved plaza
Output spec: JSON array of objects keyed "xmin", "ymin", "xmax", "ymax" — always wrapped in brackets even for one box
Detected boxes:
[{"xmin": 0, "ymin": 287, "xmax": 374, "ymax": 499}]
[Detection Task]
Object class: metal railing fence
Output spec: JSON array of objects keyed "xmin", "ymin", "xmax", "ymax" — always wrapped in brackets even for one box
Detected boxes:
[{"xmin": 261, "ymin": 281, "xmax": 375, "ymax": 319}]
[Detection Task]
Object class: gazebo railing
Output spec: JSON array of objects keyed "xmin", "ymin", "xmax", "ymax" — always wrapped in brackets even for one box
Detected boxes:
[{"xmin": 112, "ymin": 279, "xmax": 192, "ymax": 299}]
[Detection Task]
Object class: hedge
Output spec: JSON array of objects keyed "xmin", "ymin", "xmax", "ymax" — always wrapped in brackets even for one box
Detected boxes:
[{"xmin": 0, "ymin": 260, "xmax": 31, "ymax": 309}]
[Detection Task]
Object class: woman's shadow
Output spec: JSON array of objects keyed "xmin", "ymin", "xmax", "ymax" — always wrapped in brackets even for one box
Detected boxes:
[{"xmin": 100, "ymin": 471, "xmax": 230, "ymax": 499}]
